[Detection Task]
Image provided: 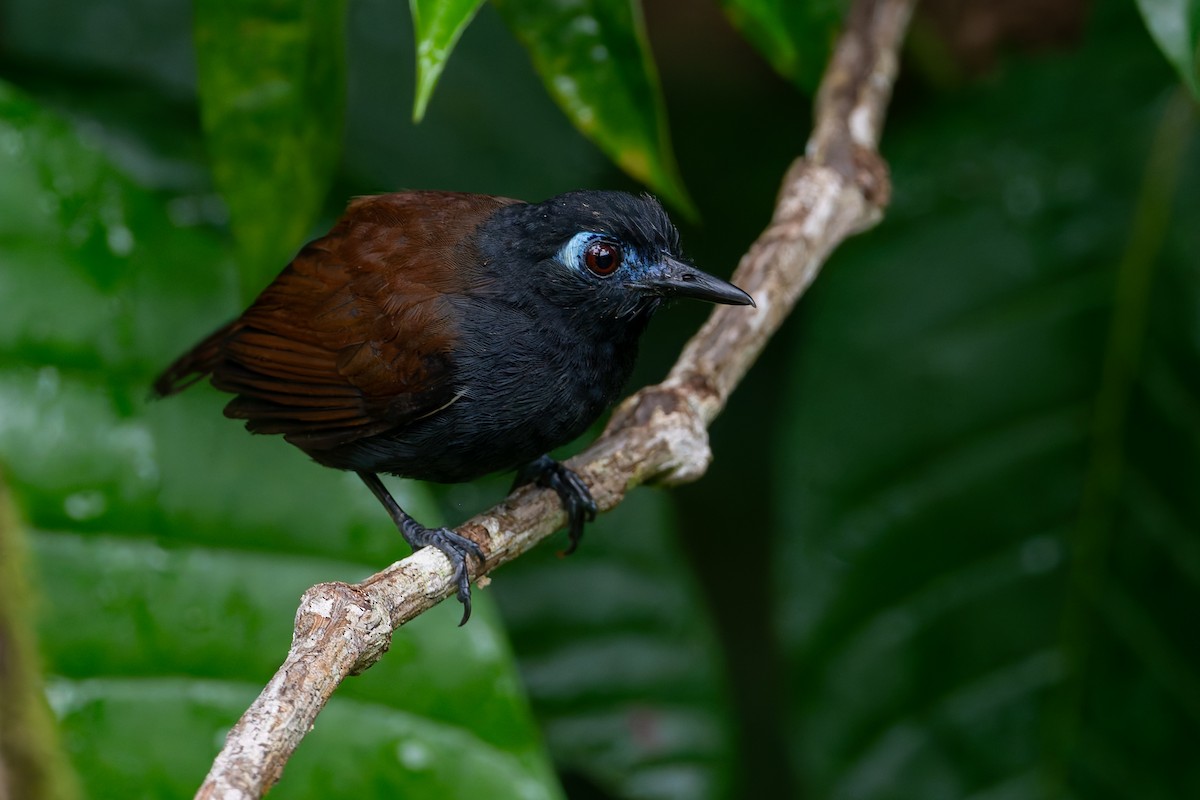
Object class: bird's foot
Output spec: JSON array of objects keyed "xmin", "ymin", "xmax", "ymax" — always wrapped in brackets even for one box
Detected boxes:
[
  {"xmin": 512, "ymin": 455, "xmax": 597, "ymax": 555},
  {"xmin": 401, "ymin": 523, "xmax": 485, "ymax": 626},
  {"xmin": 356, "ymin": 472, "xmax": 485, "ymax": 625}
]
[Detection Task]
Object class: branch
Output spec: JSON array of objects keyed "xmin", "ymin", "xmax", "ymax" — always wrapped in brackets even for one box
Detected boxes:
[{"xmin": 195, "ymin": 0, "xmax": 915, "ymax": 795}]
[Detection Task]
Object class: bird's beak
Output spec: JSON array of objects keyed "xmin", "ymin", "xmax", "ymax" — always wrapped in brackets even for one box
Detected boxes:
[{"xmin": 632, "ymin": 257, "xmax": 756, "ymax": 307}]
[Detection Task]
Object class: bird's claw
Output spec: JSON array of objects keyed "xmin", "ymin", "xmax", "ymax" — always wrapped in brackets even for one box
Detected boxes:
[
  {"xmin": 549, "ymin": 469, "xmax": 597, "ymax": 555},
  {"xmin": 407, "ymin": 525, "xmax": 484, "ymax": 626},
  {"xmin": 513, "ymin": 455, "xmax": 597, "ymax": 555}
]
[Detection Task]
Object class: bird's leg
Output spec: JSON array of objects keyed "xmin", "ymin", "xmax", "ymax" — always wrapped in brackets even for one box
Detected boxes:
[
  {"xmin": 511, "ymin": 455, "xmax": 598, "ymax": 555},
  {"xmin": 357, "ymin": 471, "xmax": 484, "ymax": 626}
]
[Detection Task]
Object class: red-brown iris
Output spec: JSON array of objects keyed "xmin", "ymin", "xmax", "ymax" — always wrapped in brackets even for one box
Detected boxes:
[{"xmin": 584, "ymin": 241, "xmax": 621, "ymax": 276}]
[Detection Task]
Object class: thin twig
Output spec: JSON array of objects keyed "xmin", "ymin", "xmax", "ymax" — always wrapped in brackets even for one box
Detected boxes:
[{"xmin": 195, "ymin": 0, "xmax": 915, "ymax": 795}]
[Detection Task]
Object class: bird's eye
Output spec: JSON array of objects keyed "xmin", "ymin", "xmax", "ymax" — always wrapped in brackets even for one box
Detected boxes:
[{"xmin": 584, "ymin": 241, "xmax": 621, "ymax": 276}]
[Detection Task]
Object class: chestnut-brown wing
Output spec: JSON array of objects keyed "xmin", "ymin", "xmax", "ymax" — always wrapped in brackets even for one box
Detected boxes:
[{"xmin": 203, "ymin": 191, "xmax": 518, "ymax": 451}]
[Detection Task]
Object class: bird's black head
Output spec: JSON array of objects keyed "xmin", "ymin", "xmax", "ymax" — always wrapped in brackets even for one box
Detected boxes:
[{"xmin": 478, "ymin": 190, "xmax": 754, "ymax": 320}]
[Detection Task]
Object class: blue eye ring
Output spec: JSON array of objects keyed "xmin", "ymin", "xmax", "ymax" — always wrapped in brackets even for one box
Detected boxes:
[{"xmin": 584, "ymin": 240, "xmax": 622, "ymax": 276}]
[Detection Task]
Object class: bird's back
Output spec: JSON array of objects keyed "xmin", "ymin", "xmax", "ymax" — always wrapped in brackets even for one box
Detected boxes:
[{"xmin": 154, "ymin": 192, "xmax": 519, "ymax": 466}]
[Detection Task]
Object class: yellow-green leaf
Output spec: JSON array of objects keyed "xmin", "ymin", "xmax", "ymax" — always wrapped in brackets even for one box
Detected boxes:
[
  {"xmin": 492, "ymin": 0, "xmax": 695, "ymax": 217},
  {"xmin": 410, "ymin": 0, "xmax": 487, "ymax": 122},
  {"xmin": 719, "ymin": 0, "xmax": 842, "ymax": 92},
  {"xmin": 1136, "ymin": 0, "xmax": 1200, "ymax": 99}
]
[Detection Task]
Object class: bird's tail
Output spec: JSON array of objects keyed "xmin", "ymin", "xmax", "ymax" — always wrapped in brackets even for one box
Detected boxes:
[{"xmin": 152, "ymin": 321, "xmax": 236, "ymax": 397}]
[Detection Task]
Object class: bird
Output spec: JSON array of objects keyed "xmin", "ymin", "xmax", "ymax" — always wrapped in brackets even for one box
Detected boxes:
[{"xmin": 153, "ymin": 189, "xmax": 754, "ymax": 624}]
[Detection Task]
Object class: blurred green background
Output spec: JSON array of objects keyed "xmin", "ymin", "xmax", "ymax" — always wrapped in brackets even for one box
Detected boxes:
[{"xmin": 1, "ymin": 0, "xmax": 1199, "ymax": 798}]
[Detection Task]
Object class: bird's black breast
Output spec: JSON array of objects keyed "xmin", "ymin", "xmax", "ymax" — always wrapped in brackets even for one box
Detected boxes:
[{"xmin": 314, "ymin": 292, "xmax": 648, "ymax": 483}]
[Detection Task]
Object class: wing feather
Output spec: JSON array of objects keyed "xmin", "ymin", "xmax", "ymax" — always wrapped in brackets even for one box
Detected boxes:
[{"xmin": 154, "ymin": 191, "xmax": 519, "ymax": 452}]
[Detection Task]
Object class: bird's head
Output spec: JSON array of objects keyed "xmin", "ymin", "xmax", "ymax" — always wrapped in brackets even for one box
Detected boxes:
[{"xmin": 480, "ymin": 190, "xmax": 754, "ymax": 320}]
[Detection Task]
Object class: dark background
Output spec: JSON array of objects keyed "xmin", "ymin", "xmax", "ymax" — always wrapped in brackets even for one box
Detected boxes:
[{"xmin": 1, "ymin": 0, "xmax": 1198, "ymax": 797}]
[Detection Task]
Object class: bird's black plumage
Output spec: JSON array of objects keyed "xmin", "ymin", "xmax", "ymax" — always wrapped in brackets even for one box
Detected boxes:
[{"xmin": 155, "ymin": 189, "xmax": 753, "ymax": 623}]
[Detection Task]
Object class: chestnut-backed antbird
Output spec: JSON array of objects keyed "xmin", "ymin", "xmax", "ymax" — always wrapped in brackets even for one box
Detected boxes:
[{"xmin": 154, "ymin": 190, "xmax": 754, "ymax": 623}]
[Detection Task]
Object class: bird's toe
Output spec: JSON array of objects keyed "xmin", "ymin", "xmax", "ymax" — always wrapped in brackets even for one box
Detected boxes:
[
  {"xmin": 411, "ymin": 526, "xmax": 484, "ymax": 625},
  {"xmin": 512, "ymin": 456, "xmax": 598, "ymax": 555}
]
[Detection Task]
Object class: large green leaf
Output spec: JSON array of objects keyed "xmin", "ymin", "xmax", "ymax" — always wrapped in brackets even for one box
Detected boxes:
[
  {"xmin": 0, "ymin": 80, "xmax": 562, "ymax": 799},
  {"xmin": 775, "ymin": 10, "xmax": 1200, "ymax": 798},
  {"xmin": 1136, "ymin": 0, "xmax": 1200, "ymax": 98},
  {"xmin": 194, "ymin": 0, "xmax": 347, "ymax": 300},
  {"xmin": 409, "ymin": 0, "xmax": 487, "ymax": 122},
  {"xmin": 492, "ymin": 490, "xmax": 735, "ymax": 800},
  {"xmin": 718, "ymin": 0, "xmax": 843, "ymax": 92},
  {"xmin": 491, "ymin": 0, "xmax": 695, "ymax": 217}
]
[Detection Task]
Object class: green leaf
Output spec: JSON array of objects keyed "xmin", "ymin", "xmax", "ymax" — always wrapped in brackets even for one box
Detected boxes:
[
  {"xmin": 491, "ymin": 0, "xmax": 695, "ymax": 217},
  {"xmin": 1136, "ymin": 0, "xmax": 1200, "ymax": 98},
  {"xmin": 410, "ymin": 0, "xmax": 487, "ymax": 122},
  {"xmin": 717, "ymin": 0, "xmax": 842, "ymax": 92},
  {"xmin": 774, "ymin": 14, "xmax": 1200, "ymax": 798},
  {"xmin": 0, "ymin": 81, "xmax": 563, "ymax": 800},
  {"xmin": 194, "ymin": 0, "xmax": 347, "ymax": 300},
  {"xmin": 492, "ymin": 490, "xmax": 735, "ymax": 799}
]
